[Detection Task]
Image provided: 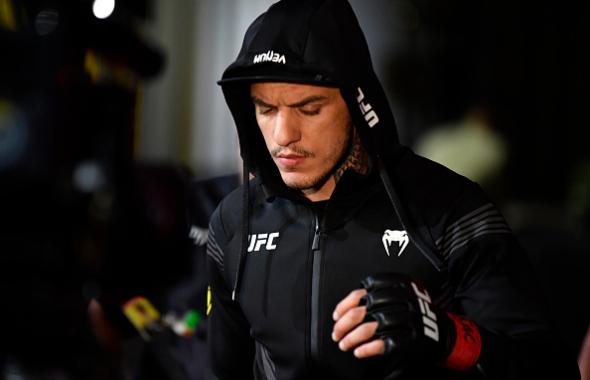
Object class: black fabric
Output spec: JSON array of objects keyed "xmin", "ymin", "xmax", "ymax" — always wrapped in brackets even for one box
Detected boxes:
[
  {"xmin": 206, "ymin": 148, "xmax": 580, "ymax": 380},
  {"xmin": 207, "ymin": 0, "xmax": 581, "ymax": 379},
  {"xmin": 219, "ymin": 0, "xmax": 399, "ymax": 186},
  {"xmin": 310, "ymin": 201, "xmax": 329, "ymax": 222},
  {"xmin": 361, "ymin": 273, "xmax": 453, "ymax": 362}
]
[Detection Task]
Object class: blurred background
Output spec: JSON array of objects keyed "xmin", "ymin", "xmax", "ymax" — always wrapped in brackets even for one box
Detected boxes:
[{"xmin": 1, "ymin": 0, "xmax": 589, "ymax": 379}]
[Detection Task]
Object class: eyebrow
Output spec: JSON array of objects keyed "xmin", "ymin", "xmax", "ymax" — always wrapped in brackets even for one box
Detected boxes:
[{"xmin": 251, "ymin": 95, "xmax": 329, "ymax": 109}]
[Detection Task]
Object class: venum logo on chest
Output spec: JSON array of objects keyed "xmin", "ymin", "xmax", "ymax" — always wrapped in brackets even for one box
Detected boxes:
[
  {"xmin": 382, "ymin": 229, "xmax": 409, "ymax": 257},
  {"xmin": 247, "ymin": 232, "xmax": 280, "ymax": 253}
]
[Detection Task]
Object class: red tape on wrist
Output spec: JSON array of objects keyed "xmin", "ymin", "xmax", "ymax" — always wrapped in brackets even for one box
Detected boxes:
[{"xmin": 444, "ymin": 312, "xmax": 482, "ymax": 371}]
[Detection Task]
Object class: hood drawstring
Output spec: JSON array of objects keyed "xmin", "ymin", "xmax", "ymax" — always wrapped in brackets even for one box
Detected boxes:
[
  {"xmin": 376, "ymin": 156, "xmax": 443, "ymax": 271},
  {"xmin": 232, "ymin": 162, "xmax": 251, "ymax": 301},
  {"xmin": 231, "ymin": 156, "xmax": 443, "ymax": 301},
  {"xmin": 220, "ymin": 0, "xmax": 442, "ymax": 298}
]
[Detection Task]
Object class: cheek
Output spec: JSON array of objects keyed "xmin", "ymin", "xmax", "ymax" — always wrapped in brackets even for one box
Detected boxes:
[
  {"xmin": 256, "ymin": 119, "xmax": 273, "ymax": 146},
  {"xmin": 330, "ymin": 117, "xmax": 352, "ymax": 147}
]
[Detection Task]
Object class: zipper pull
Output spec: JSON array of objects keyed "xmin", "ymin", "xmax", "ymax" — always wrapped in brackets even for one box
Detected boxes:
[
  {"xmin": 312, "ymin": 231, "xmax": 320, "ymax": 251},
  {"xmin": 312, "ymin": 214, "xmax": 320, "ymax": 251}
]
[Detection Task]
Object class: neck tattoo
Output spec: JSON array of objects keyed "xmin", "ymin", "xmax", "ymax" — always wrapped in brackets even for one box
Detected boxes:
[{"xmin": 334, "ymin": 128, "xmax": 369, "ymax": 183}]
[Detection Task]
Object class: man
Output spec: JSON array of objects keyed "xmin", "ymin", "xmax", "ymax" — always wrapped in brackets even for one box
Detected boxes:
[{"xmin": 206, "ymin": 0, "xmax": 579, "ymax": 379}]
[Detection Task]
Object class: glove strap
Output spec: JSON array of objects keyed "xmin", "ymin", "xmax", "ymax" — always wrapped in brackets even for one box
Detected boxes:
[{"xmin": 444, "ymin": 312, "xmax": 482, "ymax": 371}]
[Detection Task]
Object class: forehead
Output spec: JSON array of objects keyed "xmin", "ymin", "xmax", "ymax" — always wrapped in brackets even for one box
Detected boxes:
[{"xmin": 250, "ymin": 82, "xmax": 340, "ymax": 102}]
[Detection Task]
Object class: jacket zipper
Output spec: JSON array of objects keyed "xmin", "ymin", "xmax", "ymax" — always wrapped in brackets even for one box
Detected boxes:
[{"xmin": 310, "ymin": 212, "xmax": 322, "ymax": 361}]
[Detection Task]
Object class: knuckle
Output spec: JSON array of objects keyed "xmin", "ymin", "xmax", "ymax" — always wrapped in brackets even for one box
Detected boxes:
[
  {"xmin": 350, "ymin": 306, "xmax": 366, "ymax": 322},
  {"xmin": 355, "ymin": 344, "xmax": 370, "ymax": 357},
  {"xmin": 359, "ymin": 323, "xmax": 377, "ymax": 340},
  {"xmin": 333, "ymin": 321, "xmax": 345, "ymax": 336},
  {"xmin": 337, "ymin": 289, "xmax": 366, "ymax": 311},
  {"xmin": 357, "ymin": 323, "xmax": 372, "ymax": 337},
  {"xmin": 352, "ymin": 288, "xmax": 367, "ymax": 300},
  {"xmin": 348, "ymin": 324, "xmax": 373, "ymax": 345},
  {"xmin": 362, "ymin": 321, "xmax": 378, "ymax": 335}
]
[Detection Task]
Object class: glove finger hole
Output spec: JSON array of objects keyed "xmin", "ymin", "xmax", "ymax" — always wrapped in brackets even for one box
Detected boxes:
[
  {"xmin": 364, "ymin": 289, "xmax": 416, "ymax": 313},
  {"xmin": 371, "ymin": 311, "xmax": 417, "ymax": 336},
  {"xmin": 361, "ymin": 273, "xmax": 413, "ymax": 291}
]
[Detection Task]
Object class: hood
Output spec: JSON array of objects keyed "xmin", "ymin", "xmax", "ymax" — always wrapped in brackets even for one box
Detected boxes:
[
  {"xmin": 218, "ymin": 0, "xmax": 442, "ymax": 300},
  {"xmin": 219, "ymin": 0, "xmax": 400, "ymax": 188}
]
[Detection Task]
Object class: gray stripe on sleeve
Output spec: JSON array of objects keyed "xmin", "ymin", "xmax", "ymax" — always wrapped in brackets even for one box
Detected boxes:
[
  {"xmin": 206, "ymin": 228, "xmax": 224, "ymax": 271},
  {"xmin": 440, "ymin": 217, "xmax": 507, "ymax": 252},
  {"xmin": 443, "ymin": 227, "xmax": 511, "ymax": 258},
  {"xmin": 436, "ymin": 204, "xmax": 497, "ymax": 248},
  {"xmin": 436, "ymin": 203, "xmax": 512, "ymax": 259}
]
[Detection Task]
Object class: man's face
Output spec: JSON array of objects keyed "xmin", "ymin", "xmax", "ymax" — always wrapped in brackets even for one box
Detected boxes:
[{"xmin": 250, "ymin": 82, "xmax": 352, "ymax": 192}]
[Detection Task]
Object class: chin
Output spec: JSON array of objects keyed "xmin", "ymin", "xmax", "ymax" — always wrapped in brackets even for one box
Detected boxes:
[
  {"xmin": 280, "ymin": 171, "xmax": 330, "ymax": 191},
  {"xmin": 281, "ymin": 174, "xmax": 310, "ymax": 190}
]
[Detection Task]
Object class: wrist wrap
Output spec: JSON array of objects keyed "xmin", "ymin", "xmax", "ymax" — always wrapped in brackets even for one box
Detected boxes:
[{"xmin": 444, "ymin": 312, "xmax": 482, "ymax": 370}]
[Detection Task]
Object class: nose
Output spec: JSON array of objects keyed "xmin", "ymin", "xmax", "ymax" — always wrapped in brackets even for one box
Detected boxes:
[{"xmin": 272, "ymin": 109, "xmax": 300, "ymax": 147}]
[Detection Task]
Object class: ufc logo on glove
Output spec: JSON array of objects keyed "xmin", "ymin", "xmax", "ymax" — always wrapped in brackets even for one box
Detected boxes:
[{"xmin": 411, "ymin": 282, "xmax": 439, "ymax": 342}]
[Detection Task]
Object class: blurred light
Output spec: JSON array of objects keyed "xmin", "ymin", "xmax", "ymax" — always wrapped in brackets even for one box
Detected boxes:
[
  {"xmin": 73, "ymin": 160, "xmax": 106, "ymax": 193},
  {"xmin": 0, "ymin": 101, "xmax": 28, "ymax": 171},
  {"xmin": 0, "ymin": 0, "xmax": 18, "ymax": 31},
  {"xmin": 34, "ymin": 9, "xmax": 59, "ymax": 36},
  {"xmin": 92, "ymin": 0, "xmax": 115, "ymax": 19},
  {"xmin": 3, "ymin": 356, "xmax": 26, "ymax": 380}
]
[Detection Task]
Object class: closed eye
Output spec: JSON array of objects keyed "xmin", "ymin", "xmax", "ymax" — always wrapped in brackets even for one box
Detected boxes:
[
  {"xmin": 290, "ymin": 95, "xmax": 327, "ymax": 116},
  {"xmin": 252, "ymin": 97, "xmax": 276, "ymax": 116},
  {"xmin": 299, "ymin": 107, "xmax": 321, "ymax": 116},
  {"xmin": 257, "ymin": 106, "xmax": 276, "ymax": 115}
]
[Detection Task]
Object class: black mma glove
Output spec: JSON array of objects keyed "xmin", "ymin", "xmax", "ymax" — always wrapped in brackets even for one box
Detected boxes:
[{"xmin": 361, "ymin": 273, "xmax": 481, "ymax": 371}]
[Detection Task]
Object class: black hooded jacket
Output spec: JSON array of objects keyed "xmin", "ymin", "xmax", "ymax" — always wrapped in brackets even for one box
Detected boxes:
[{"xmin": 206, "ymin": 0, "xmax": 579, "ymax": 379}]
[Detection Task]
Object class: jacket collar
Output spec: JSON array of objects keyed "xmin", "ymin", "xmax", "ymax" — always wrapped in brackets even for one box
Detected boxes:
[{"xmin": 260, "ymin": 168, "xmax": 383, "ymax": 231}]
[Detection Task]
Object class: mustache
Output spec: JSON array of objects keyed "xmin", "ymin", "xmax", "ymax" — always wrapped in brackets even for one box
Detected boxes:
[{"xmin": 271, "ymin": 146, "xmax": 314, "ymax": 158}]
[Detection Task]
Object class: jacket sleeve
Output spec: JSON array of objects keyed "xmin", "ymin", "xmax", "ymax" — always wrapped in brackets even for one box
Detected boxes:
[
  {"xmin": 205, "ymin": 206, "xmax": 255, "ymax": 380},
  {"xmin": 441, "ymin": 188, "xmax": 580, "ymax": 379}
]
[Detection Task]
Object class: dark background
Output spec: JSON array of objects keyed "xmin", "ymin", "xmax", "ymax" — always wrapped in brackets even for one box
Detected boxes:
[{"xmin": 1, "ymin": 0, "xmax": 589, "ymax": 378}]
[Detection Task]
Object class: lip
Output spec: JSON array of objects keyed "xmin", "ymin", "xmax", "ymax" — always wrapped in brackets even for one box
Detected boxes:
[{"xmin": 276, "ymin": 155, "xmax": 305, "ymax": 167}]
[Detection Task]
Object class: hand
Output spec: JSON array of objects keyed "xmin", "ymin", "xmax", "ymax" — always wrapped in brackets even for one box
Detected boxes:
[
  {"xmin": 332, "ymin": 273, "xmax": 482, "ymax": 371},
  {"xmin": 332, "ymin": 288, "xmax": 384, "ymax": 358}
]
